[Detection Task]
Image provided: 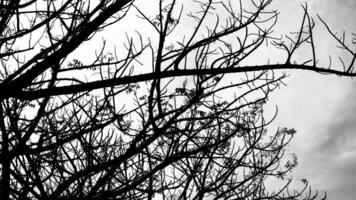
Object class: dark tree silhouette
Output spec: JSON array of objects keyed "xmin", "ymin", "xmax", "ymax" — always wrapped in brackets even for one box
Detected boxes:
[{"xmin": 0, "ymin": 0, "xmax": 355, "ymax": 199}]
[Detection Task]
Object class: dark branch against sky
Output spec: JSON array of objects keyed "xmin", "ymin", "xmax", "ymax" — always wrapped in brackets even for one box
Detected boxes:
[
  {"xmin": 266, "ymin": 1, "xmax": 356, "ymax": 199},
  {"xmin": 0, "ymin": 0, "xmax": 355, "ymax": 199}
]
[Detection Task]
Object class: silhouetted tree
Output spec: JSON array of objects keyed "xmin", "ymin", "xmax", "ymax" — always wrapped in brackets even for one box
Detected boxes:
[{"xmin": 0, "ymin": 0, "xmax": 355, "ymax": 199}]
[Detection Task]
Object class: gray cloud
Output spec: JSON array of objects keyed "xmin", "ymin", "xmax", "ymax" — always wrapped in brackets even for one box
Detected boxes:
[
  {"xmin": 267, "ymin": 1, "xmax": 356, "ymax": 199},
  {"xmin": 316, "ymin": 87, "xmax": 356, "ymax": 155},
  {"xmin": 299, "ymin": 81, "xmax": 356, "ymax": 200}
]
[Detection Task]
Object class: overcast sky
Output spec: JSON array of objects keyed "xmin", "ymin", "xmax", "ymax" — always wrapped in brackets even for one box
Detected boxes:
[
  {"xmin": 76, "ymin": 0, "xmax": 356, "ymax": 198},
  {"xmin": 124, "ymin": 0, "xmax": 356, "ymax": 198},
  {"xmin": 267, "ymin": 0, "xmax": 356, "ymax": 199}
]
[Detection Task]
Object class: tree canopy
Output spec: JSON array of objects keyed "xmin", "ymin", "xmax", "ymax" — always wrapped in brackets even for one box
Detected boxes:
[{"xmin": 0, "ymin": 0, "xmax": 355, "ymax": 199}]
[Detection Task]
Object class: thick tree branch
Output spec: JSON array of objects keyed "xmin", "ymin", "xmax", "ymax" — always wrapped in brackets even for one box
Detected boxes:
[{"xmin": 2, "ymin": 63, "xmax": 355, "ymax": 100}]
